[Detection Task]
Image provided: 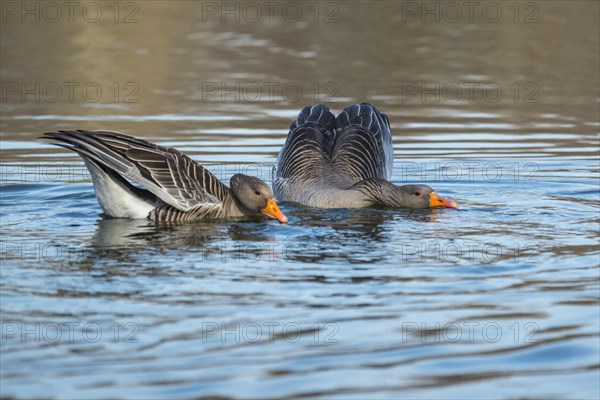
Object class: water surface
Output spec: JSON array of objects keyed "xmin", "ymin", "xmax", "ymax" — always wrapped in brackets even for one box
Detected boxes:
[{"xmin": 1, "ymin": 1, "xmax": 599, "ymax": 399}]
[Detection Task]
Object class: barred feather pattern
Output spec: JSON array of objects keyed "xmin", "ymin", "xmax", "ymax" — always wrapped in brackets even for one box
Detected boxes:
[
  {"xmin": 42, "ymin": 130, "xmax": 254, "ymax": 221},
  {"xmin": 148, "ymin": 202, "xmax": 227, "ymax": 222},
  {"xmin": 333, "ymin": 103, "xmax": 393, "ymax": 181},
  {"xmin": 273, "ymin": 103, "xmax": 395, "ymax": 208}
]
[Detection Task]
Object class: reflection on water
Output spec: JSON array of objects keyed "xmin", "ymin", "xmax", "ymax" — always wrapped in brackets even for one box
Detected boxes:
[{"xmin": 1, "ymin": 1, "xmax": 599, "ymax": 399}]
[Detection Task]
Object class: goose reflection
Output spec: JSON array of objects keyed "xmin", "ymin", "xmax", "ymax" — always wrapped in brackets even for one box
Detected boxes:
[
  {"xmin": 82, "ymin": 215, "xmax": 289, "ymax": 268},
  {"xmin": 80, "ymin": 204, "xmax": 449, "ymax": 267}
]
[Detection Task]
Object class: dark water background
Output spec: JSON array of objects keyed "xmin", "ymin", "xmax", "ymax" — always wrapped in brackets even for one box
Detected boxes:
[{"xmin": 1, "ymin": 1, "xmax": 599, "ymax": 399}]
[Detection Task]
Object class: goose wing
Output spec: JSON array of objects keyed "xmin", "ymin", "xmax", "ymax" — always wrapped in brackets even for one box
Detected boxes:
[
  {"xmin": 42, "ymin": 130, "xmax": 230, "ymax": 212},
  {"xmin": 332, "ymin": 103, "xmax": 393, "ymax": 181},
  {"xmin": 274, "ymin": 104, "xmax": 336, "ymax": 181}
]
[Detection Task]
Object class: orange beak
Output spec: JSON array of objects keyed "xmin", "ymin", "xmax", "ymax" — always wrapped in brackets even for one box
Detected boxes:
[
  {"xmin": 429, "ymin": 192, "xmax": 459, "ymax": 208},
  {"xmin": 260, "ymin": 198, "xmax": 288, "ymax": 223}
]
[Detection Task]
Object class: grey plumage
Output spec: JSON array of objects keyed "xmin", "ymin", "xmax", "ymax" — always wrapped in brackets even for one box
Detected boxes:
[{"xmin": 274, "ymin": 103, "xmax": 458, "ymax": 210}]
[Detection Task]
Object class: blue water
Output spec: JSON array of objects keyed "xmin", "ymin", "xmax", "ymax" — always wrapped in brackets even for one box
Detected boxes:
[{"xmin": 1, "ymin": 1, "xmax": 599, "ymax": 399}]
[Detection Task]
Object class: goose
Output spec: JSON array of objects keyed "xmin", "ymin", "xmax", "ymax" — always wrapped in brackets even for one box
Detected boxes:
[
  {"xmin": 273, "ymin": 103, "xmax": 458, "ymax": 209},
  {"xmin": 42, "ymin": 130, "xmax": 288, "ymax": 223}
]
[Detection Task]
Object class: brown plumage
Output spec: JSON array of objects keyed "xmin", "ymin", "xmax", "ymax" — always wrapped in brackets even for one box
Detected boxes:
[{"xmin": 42, "ymin": 130, "xmax": 287, "ymax": 223}]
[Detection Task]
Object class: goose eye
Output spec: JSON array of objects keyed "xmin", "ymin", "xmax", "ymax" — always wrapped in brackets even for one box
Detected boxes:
[
  {"xmin": 415, "ymin": 190, "xmax": 421, "ymax": 196},
  {"xmin": 254, "ymin": 190, "xmax": 261, "ymax": 196}
]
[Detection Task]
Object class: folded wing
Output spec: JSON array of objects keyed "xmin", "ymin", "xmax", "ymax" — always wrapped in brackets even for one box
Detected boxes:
[{"xmin": 43, "ymin": 130, "xmax": 230, "ymax": 211}]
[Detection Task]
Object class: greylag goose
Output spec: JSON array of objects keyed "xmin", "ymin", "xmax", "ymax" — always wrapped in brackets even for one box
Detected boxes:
[
  {"xmin": 43, "ymin": 130, "xmax": 288, "ymax": 223},
  {"xmin": 273, "ymin": 103, "xmax": 458, "ymax": 209}
]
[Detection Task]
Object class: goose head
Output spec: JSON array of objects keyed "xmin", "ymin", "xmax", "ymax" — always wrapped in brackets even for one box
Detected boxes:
[
  {"xmin": 353, "ymin": 179, "xmax": 458, "ymax": 209},
  {"xmin": 230, "ymin": 174, "xmax": 288, "ymax": 223},
  {"xmin": 395, "ymin": 184, "xmax": 459, "ymax": 209}
]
